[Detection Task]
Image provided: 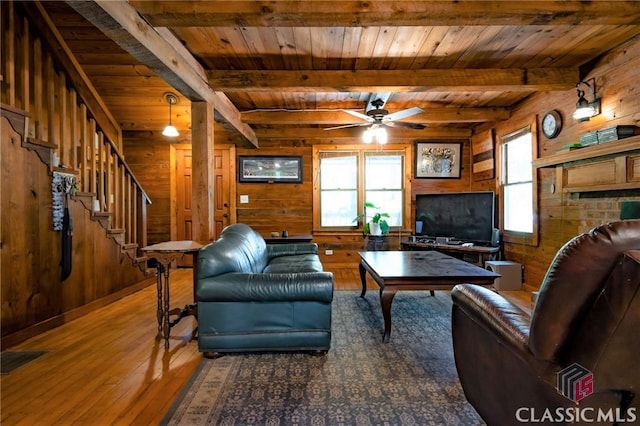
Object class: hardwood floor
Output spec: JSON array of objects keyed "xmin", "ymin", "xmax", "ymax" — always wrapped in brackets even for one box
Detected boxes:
[
  {"xmin": 0, "ymin": 267, "xmax": 532, "ymax": 425},
  {"xmin": 1, "ymin": 269, "xmax": 201, "ymax": 425}
]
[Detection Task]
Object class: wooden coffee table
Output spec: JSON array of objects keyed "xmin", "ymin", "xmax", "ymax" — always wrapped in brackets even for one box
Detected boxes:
[{"xmin": 359, "ymin": 250, "xmax": 500, "ymax": 342}]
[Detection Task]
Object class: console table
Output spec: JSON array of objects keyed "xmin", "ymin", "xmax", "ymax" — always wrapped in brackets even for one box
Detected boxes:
[
  {"xmin": 141, "ymin": 240, "xmax": 203, "ymax": 349},
  {"xmin": 401, "ymin": 240, "xmax": 499, "ymax": 266}
]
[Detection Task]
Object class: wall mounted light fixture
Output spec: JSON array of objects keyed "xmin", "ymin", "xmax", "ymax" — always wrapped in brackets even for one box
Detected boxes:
[
  {"xmin": 162, "ymin": 92, "xmax": 180, "ymax": 137},
  {"xmin": 363, "ymin": 125, "xmax": 387, "ymax": 145},
  {"xmin": 572, "ymin": 78, "xmax": 601, "ymax": 122}
]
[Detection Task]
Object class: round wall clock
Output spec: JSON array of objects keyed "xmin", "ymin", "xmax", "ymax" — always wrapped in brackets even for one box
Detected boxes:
[{"xmin": 542, "ymin": 110, "xmax": 562, "ymax": 139}]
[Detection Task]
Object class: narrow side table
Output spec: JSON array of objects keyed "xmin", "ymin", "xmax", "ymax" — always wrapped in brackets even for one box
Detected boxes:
[{"xmin": 141, "ymin": 240, "xmax": 203, "ymax": 349}]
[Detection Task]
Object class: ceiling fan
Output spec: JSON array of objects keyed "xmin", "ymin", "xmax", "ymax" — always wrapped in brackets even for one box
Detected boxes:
[{"xmin": 324, "ymin": 98, "xmax": 426, "ymax": 131}]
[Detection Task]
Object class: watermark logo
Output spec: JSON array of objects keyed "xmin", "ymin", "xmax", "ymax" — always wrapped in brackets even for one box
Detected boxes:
[
  {"xmin": 515, "ymin": 363, "xmax": 636, "ymax": 423},
  {"xmin": 557, "ymin": 363, "xmax": 593, "ymax": 403}
]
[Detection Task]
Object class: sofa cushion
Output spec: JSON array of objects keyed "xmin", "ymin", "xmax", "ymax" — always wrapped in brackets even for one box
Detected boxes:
[
  {"xmin": 263, "ymin": 254, "xmax": 324, "ymax": 273},
  {"xmin": 198, "ymin": 223, "xmax": 268, "ymax": 278},
  {"xmin": 197, "ymin": 272, "xmax": 334, "ymax": 303}
]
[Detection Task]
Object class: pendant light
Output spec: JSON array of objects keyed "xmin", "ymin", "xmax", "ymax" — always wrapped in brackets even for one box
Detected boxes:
[{"xmin": 162, "ymin": 92, "xmax": 180, "ymax": 137}]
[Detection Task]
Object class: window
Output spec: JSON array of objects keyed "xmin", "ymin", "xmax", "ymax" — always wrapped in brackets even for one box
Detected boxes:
[
  {"xmin": 313, "ymin": 145, "xmax": 411, "ymax": 231},
  {"xmin": 318, "ymin": 152, "xmax": 357, "ymax": 227},
  {"xmin": 499, "ymin": 125, "xmax": 538, "ymax": 244}
]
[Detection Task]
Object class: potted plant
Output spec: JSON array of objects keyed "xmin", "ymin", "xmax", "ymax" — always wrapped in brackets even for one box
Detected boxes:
[{"xmin": 353, "ymin": 202, "xmax": 390, "ymax": 235}]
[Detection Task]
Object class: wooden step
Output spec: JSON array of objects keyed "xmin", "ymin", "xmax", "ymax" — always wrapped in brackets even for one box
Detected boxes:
[
  {"xmin": 92, "ymin": 211, "xmax": 111, "ymax": 229},
  {"xmin": 73, "ymin": 191, "xmax": 96, "ymax": 212},
  {"xmin": 108, "ymin": 228, "xmax": 125, "ymax": 245},
  {"xmin": 120, "ymin": 243, "xmax": 139, "ymax": 261}
]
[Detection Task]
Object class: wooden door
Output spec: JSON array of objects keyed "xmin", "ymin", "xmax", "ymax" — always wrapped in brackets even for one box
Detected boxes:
[
  {"xmin": 173, "ymin": 144, "xmax": 235, "ymax": 248},
  {"xmin": 213, "ymin": 147, "xmax": 235, "ymax": 238},
  {"xmin": 174, "ymin": 145, "xmax": 193, "ymax": 266}
]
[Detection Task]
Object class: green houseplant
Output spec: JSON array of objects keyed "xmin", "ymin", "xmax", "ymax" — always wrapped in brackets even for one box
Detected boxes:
[{"xmin": 353, "ymin": 202, "xmax": 390, "ymax": 235}]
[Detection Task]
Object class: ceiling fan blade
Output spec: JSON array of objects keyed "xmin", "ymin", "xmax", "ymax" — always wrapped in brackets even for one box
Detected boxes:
[
  {"xmin": 382, "ymin": 107, "xmax": 423, "ymax": 122},
  {"xmin": 343, "ymin": 109, "xmax": 374, "ymax": 122},
  {"xmin": 385, "ymin": 121, "xmax": 426, "ymax": 130},
  {"xmin": 324, "ymin": 123, "xmax": 368, "ymax": 131}
]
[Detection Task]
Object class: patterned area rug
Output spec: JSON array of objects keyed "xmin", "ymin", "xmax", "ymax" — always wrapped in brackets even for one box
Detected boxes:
[{"xmin": 163, "ymin": 291, "xmax": 483, "ymax": 425}]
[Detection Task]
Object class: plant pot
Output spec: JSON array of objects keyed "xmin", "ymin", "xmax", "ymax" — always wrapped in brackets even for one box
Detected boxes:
[{"xmin": 369, "ymin": 221, "xmax": 382, "ymax": 236}]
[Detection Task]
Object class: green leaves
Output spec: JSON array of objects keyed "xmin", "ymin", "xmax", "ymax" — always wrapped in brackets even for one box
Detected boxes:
[{"xmin": 353, "ymin": 202, "xmax": 390, "ymax": 234}]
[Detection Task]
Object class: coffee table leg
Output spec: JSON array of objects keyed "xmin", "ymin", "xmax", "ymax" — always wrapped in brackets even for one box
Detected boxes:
[
  {"xmin": 380, "ymin": 288, "xmax": 398, "ymax": 343},
  {"xmin": 358, "ymin": 261, "xmax": 368, "ymax": 297}
]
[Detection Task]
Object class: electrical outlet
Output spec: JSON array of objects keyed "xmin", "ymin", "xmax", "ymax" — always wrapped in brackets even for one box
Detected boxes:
[
  {"xmin": 240, "ymin": 195, "xmax": 249, "ymax": 204},
  {"xmin": 325, "ymin": 249, "xmax": 333, "ymax": 255}
]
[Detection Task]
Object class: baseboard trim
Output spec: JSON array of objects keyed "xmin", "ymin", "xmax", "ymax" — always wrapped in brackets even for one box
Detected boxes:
[{"xmin": 1, "ymin": 278, "xmax": 155, "ymax": 350}]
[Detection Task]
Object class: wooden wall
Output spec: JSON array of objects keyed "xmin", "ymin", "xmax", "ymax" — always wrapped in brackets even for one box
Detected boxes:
[
  {"xmin": 1, "ymin": 3, "xmax": 147, "ymax": 346},
  {"xmin": 122, "ymin": 130, "xmax": 190, "ymax": 245},
  {"xmin": 235, "ymin": 143, "xmax": 313, "ymax": 236},
  {"xmin": 472, "ymin": 34, "xmax": 640, "ymax": 291},
  {"xmin": 1, "ymin": 115, "xmax": 147, "ymax": 342},
  {"xmin": 123, "ymin": 35, "xmax": 640, "ymax": 296}
]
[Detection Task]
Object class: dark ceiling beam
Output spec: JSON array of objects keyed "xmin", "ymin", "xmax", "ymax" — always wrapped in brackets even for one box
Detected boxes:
[
  {"xmin": 208, "ymin": 68, "xmax": 578, "ymax": 92},
  {"xmin": 65, "ymin": 0, "xmax": 258, "ymax": 148},
  {"xmin": 242, "ymin": 108, "xmax": 510, "ymax": 125},
  {"xmin": 253, "ymin": 127, "xmax": 472, "ymax": 140},
  {"xmin": 129, "ymin": 1, "xmax": 640, "ymax": 27}
]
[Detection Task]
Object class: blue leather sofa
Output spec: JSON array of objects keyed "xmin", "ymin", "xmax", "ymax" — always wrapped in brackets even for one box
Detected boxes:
[{"xmin": 196, "ymin": 223, "xmax": 334, "ymax": 356}]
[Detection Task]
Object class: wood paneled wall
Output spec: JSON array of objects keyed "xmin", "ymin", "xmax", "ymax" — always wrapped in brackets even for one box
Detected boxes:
[
  {"xmin": 1, "ymin": 115, "xmax": 147, "ymax": 342},
  {"xmin": 123, "ymin": 37, "xmax": 639, "ymax": 297},
  {"xmin": 472, "ymin": 34, "xmax": 640, "ymax": 291},
  {"xmin": 122, "ymin": 131, "xmax": 193, "ymax": 245},
  {"xmin": 236, "ymin": 143, "xmax": 313, "ymax": 237},
  {"xmin": 1, "ymin": 2, "xmax": 148, "ymax": 346}
]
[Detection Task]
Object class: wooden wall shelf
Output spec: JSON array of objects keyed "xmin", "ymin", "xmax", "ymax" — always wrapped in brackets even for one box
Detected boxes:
[
  {"xmin": 533, "ymin": 136, "xmax": 640, "ymax": 168},
  {"xmin": 535, "ymin": 135, "xmax": 640, "ymax": 194}
]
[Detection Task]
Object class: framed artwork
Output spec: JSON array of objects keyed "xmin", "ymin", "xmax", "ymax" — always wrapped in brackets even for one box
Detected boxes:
[
  {"xmin": 239, "ymin": 156, "xmax": 303, "ymax": 183},
  {"xmin": 415, "ymin": 142, "xmax": 462, "ymax": 179}
]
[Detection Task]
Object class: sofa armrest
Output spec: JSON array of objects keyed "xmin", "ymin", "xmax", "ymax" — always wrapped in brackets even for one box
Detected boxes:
[
  {"xmin": 197, "ymin": 271, "xmax": 334, "ymax": 303},
  {"xmin": 451, "ymin": 284, "xmax": 532, "ymax": 356},
  {"xmin": 267, "ymin": 243, "xmax": 318, "ymax": 259}
]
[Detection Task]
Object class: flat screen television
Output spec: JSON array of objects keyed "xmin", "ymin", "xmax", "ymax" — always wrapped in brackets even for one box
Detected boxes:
[{"xmin": 415, "ymin": 191, "xmax": 495, "ymax": 244}]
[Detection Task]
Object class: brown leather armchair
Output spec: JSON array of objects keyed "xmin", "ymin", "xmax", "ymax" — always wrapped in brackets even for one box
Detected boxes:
[{"xmin": 451, "ymin": 220, "xmax": 640, "ymax": 425}]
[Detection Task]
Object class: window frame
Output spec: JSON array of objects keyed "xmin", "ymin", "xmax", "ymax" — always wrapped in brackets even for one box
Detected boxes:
[
  {"xmin": 312, "ymin": 144, "xmax": 412, "ymax": 233},
  {"xmin": 497, "ymin": 122, "xmax": 539, "ymax": 247}
]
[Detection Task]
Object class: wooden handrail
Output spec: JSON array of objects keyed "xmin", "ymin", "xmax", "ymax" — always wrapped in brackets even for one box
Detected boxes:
[{"xmin": 1, "ymin": 1, "xmax": 152, "ymax": 255}]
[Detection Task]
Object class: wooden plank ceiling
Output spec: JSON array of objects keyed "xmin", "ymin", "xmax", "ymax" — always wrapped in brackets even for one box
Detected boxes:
[{"xmin": 40, "ymin": 1, "xmax": 640, "ymax": 145}]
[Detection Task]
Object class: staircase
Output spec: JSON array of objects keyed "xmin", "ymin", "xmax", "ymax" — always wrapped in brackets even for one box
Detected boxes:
[
  {"xmin": 1, "ymin": 1, "xmax": 153, "ymax": 272},
  {"xmin": 2, "ymin": 104, "xmax": 152, "ymax": 273}
]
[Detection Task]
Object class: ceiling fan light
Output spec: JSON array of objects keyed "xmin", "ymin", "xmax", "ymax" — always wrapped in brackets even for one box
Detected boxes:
[
  {"xmin": 376, "ymin": 127, "xmax": 388, "ymax": 144},
  {"xmin": 362, "ymin": 128, "xmax": 374, "ymax": 144}
]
